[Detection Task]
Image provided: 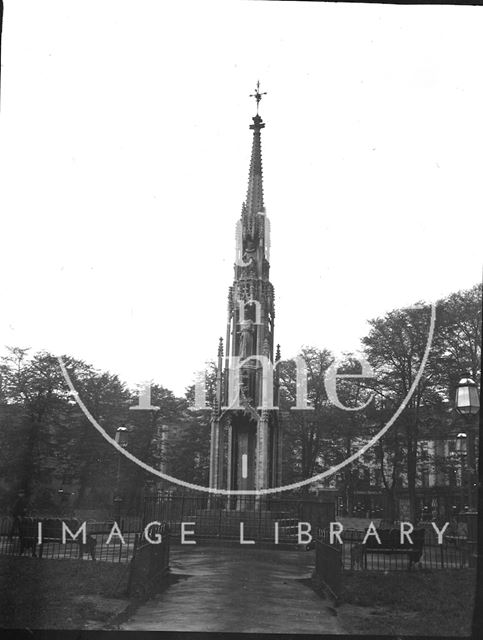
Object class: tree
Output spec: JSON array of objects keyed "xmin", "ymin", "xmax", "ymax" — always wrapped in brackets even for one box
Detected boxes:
[
  {"xmin": 362, "ymin": 304, "xmax": 445, "ymax": 521},
  {"xmin": 0, "ymin": 348, "xmax": 72, "ymax": 502},
  {"xmin": 278, "ymin": 348, "xmax": 374, "ymax": 506},
  {"xmin": 278, "ymin": 347, "xmax": 334, "ymax": 487},
  {"xmin": 433, "ymin": 283, "xmax": 481, "ymax": 399},
  {"xmin": 166, "ymin": 362, "xmax": 217, "ymax": 489},
  {"xmin": 362, "ymin": 284, "xmax": 481, "ymax": 521},
  {"xmin": 127, "ymin": 383, "xmax": 197, "ymax": 504},
  {"xmin": 0, "ymin": 349, "xmax": 193, "ymax": 513},
  {"xmin": 60, "ymin": 356, "xmax": 132, "ymax": 509}
]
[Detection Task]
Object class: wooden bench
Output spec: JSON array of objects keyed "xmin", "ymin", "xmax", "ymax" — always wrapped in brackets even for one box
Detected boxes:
[{"xmin": 360, "ymin": 528, "xmax": 425, "ymax": 570}]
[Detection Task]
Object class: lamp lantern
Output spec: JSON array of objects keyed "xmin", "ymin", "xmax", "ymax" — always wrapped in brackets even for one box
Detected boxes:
[
  {"xmin": 456, "ymin": 432, "xmax": 468, "ymax": 454},
  {"xmin": 455, "ymin": 377, "xmax": 480, "ymax": 416},
  {"xmin": 115, "ymin": 425, "xmax": 129, "ymax": 448}
]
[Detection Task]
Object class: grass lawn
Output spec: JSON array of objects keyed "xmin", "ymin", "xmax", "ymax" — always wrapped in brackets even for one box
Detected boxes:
[
  {"xmin": 0, "ymin": 556, "xmax": 131, "ymax": 629},
  {"xmin": 338, "ymin": 568, "xmax": 476, "ymax": 636}
]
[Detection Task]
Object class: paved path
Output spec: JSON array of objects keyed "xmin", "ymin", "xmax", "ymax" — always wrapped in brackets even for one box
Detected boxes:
[{"xmin": 121, "ymin": 545, "xmax": 343, "ymax": 633}]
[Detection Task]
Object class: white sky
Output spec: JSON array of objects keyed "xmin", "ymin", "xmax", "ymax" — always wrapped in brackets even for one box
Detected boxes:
[{"xmin": 1, "ymin": 0, "xmax": 482, "ymax": 397}]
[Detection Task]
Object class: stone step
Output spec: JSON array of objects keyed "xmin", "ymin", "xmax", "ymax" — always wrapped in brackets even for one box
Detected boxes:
[{"xmin": 190, "ymin": 509, "xmax": 294, "ymax": 518}]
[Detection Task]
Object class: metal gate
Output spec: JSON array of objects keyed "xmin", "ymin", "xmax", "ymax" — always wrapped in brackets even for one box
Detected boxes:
[
  {"xmin": 313, "ymin": 538, "xmax": 342, "ymax": 601},
  {"xmin": 127, "ymin": 523, "xmax": 170, "ymax": 598}
]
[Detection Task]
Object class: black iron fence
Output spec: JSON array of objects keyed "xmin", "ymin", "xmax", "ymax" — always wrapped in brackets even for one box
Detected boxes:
[
  {"xmin": 126, "ymin": 523, "xmax": 170, "ymax": 598},
  {"xmin": 1, "ymin": 514, "xmax": 172, "ymax": 601},
  {"xmin": 143, "ymin": 493, "xmax": 335, "ymax": 543},
  {"xmin": 318, "ymin": 526, "xmax": 474, "ymax": 571},
  {"xmin": 0, "ymin": 515, "xmax": 143, "ymax": 563},
  {"xmin": 313, "ymin": 539, "xmax": 342, "ymax": 601}
]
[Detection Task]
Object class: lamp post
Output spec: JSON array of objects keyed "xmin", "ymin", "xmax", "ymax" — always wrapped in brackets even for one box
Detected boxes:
[
  {"xmin": 455, "ymin": 432, "xmax": 468, "ymax": 511},
  {"xmin": 114, "ymin": 426, "xmax": 129, "ymax": 525},
  {"xmin": 454, "ymin": 377, "xmax": 480, "ymax": 511}
]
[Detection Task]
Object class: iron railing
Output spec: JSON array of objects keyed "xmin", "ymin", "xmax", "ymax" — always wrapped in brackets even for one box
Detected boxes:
[
  {"xmin": 0, "ymin": 515, "xmax": 142, "ymax": 563},
  {"xmin": 318, "ymin": 526, "xmax": 474, "ymax": 570},
  {"xmin": 127, "ymin": 523, "xmax": 170, "ymax": 598},
  {"xmin": 313, "ymin": 538, "xmax": 342, "ymax": 601},
  {"xmin": 142, "ymin": 493, "xmax": 335, "ymax": 543}
]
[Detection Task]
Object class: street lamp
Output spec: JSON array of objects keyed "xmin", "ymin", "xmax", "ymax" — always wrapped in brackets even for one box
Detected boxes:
[
  {"xmin": 456, "ymin": 432, "xmax": 468, "ymax": 511},
  {"xmin": 115, "ymin": 425, "xmax": 129, "ymax": 448},
  {"xmin": 114, "ymin": 426, "xmax": 129, "ymax": 524},
  {"xmin": 456, "ymin": 432, "xmax": 467, "ymax": 454},
  {"xmin": 455, "ymin": 377, "xmax": 479, "ymax": 510},
  {"xmin": 455, "ymin": 377, "xmax": 480, "ymax": 417}
]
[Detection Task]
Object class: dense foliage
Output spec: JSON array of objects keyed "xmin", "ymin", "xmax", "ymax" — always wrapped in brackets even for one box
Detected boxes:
[{"xmin": 0, "ymin": 284, "xmax": 480, "ymax": 518}]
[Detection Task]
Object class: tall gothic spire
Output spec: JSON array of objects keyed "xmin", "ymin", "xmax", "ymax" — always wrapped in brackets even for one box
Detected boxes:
[
  {"xmin": 209, "ymin": 83, "xmax": 281, "ymax": 495},
  {"xmin": 245, "ymin": 82, "xmax": 266, "ymax": 217}
]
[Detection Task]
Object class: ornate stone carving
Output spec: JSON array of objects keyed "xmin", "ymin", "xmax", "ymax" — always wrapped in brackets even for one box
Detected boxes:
[{"xmin": 239, "ymin": 319, "xmax": 254, "ymax": 358}]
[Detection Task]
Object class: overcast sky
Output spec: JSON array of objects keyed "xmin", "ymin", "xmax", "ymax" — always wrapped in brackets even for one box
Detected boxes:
[{"xmin": 1, "ymin": 0, "xmax": 482, "ymax": 397}]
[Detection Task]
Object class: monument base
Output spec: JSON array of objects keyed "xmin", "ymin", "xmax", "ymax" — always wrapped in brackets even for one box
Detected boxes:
[{"xmin": 182, "ymin": 508, "xmax": 300, "ymax": 541}]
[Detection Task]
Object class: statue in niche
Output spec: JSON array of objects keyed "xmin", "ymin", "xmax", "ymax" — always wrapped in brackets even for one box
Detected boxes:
[
  {"xmin": 242, "ymin": 237, "xmax": 256, "ymax": 266},
  {"xmin": 239, "ymin": 319, "xmax": 254, "ymax": 359}
]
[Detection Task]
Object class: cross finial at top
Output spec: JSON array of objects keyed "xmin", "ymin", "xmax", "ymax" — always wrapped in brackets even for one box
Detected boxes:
[{"xmin": 250, "ymin": 80, "xmax": 267, "ymax": 114}]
